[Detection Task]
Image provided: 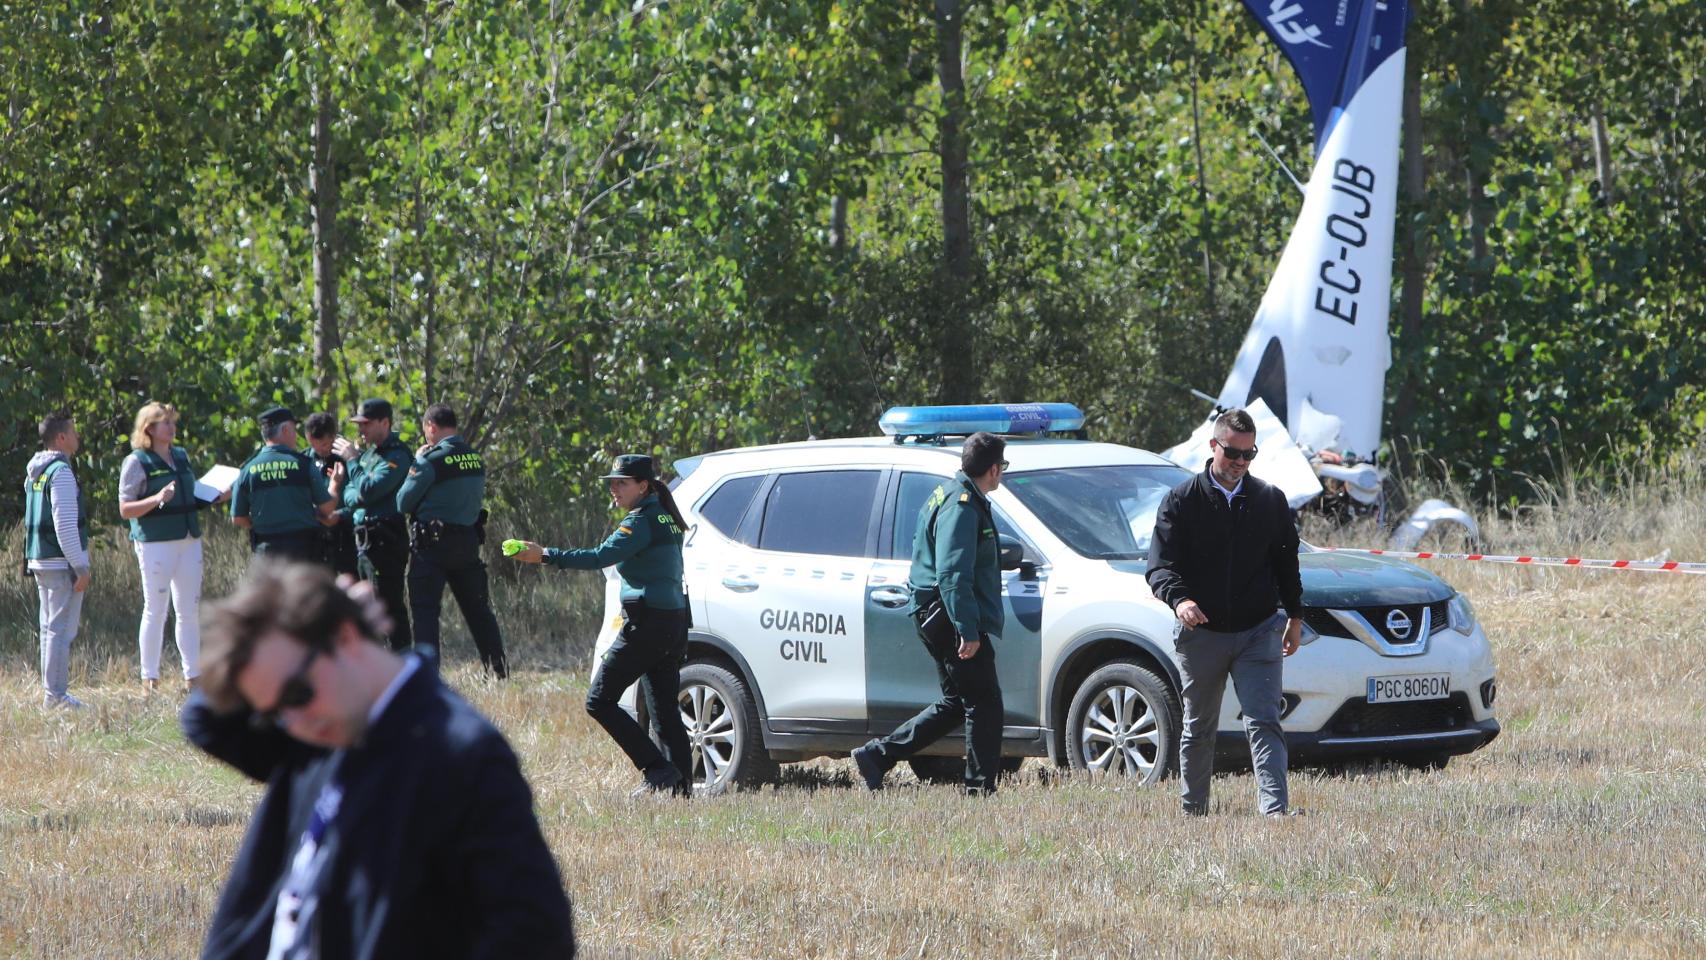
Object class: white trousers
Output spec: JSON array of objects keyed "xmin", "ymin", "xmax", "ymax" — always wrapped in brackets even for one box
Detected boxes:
[{"xmin": 134, "ymin": 537, "xmax": 203, "ymax": 680}]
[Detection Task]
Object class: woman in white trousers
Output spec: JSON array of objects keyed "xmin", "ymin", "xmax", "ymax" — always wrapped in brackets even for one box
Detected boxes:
[{"xmin": 118, "ymin": 402, "xmax": 227, "ymax": 691}]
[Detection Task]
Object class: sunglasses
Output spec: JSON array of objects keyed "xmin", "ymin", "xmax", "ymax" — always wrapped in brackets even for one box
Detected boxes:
[
  {"xmin": 1214, "ymin": 441, "xmax": 1258, "ymax": 462},
  {"xmin": 999, "ymin": 460, "xmax": 1011, "ymax": 470},
  {"xmin": 251, "ymin": 647, "xmax": 320, "ymax": 729}
]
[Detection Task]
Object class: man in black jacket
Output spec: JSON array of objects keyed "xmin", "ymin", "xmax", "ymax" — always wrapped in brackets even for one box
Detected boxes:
[
  {"xmin": 1146, "ymin": 408, "xmax": 1302, "ymax": 816},
  {"xmin": 181, "ymin": 562, "xmax": 575, "ymax": 959}
]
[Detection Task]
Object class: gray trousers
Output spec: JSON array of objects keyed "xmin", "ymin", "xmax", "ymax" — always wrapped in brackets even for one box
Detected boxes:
[
  {"xmin": 35, "ymin": 568, "xmax": 85, "ymax": 704},
  {"xmin": 1177, "ymin": 612, "xmax": 1288, "ymax": 815}
]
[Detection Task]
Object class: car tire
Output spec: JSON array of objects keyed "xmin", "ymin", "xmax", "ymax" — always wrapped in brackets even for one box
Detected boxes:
[
  {"xmin": 1065, "ymin": 661, "xmax": 1181, "ymax": 785},
  {"xmin": 905, "ymin": 754, "xmax": 1024, "ymax": 785},
  {"xmin": 678, "ymin": 662, "xmax": 776, "ymax": 795}
]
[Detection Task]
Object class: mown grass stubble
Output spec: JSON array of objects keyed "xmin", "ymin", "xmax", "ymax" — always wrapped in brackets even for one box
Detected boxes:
[{"xmin": 2, "ymin": 473, "xmax": 1704, "ymax": 958}]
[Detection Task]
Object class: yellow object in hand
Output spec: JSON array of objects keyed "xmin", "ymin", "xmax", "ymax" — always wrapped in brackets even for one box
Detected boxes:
[{"xmin": 502, "ymin": 539, "xmax": 527, "ymax": 557}]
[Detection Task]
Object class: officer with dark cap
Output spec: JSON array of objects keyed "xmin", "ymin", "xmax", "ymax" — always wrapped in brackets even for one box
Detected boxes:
[
  {"xmin": 396, "ymin": 403, "xmax": 506, "ymax": 676},
  {"xmin": 342, "ymin": 398, "xmax": 414, "ymax": 651},
  {"xmin": 511, "ymin": 453, "xmax": 694, "ymax": 796},
  {"xmin": 303, "ymin": 411, "xmax": 359, "ymax": 577},
  {"xmin": 231, "ymin": 406, "xmax": 339, "ymax": 562}
]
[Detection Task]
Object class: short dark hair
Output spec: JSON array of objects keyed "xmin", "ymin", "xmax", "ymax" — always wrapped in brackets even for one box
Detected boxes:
[
  {"xmin": 961, "ymin": 431, "xmax": 1006, "ymax": 478},
  {"xmin": 303, "ymin": 412, "xmax": 338, "ymax": 439},
  {"xmin": 39, "ymin": 413, "xmax": 74, "ymax": 445},
  {"xmin": 1214, "ymin": 408, "xmax": 1257, "ymax": 438},
  {"xmin": 200, "ymin": 562, "xmax": 378, "ymax": 713},
  {"xmin": 423, "ymin": 403, "xmax": 457, "ymax": 429}
]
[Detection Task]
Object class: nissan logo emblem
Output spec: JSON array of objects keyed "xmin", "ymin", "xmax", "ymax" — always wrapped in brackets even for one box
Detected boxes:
[{"xmin": 1385, "ymin": 608, "xmax": 1413, "ymax": 640}]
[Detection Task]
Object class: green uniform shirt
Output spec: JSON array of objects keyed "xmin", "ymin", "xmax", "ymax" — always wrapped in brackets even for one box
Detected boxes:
[
  {"xmin": 129, "ymin": 446, "xmax": 203, "ymax": 542},
  {"xmin": 545, "ymin": 494, "xmax": 685, "ymax": 609},
  {"xmin": 231, "ymin": 443, "xmax": 330, "ymax": 537},
  {"xmin": 342, "ymin": 432, "xmax": 412, "ymax": 523},
  {"xmin": 908, "ymin": 471, "xmax": 1004, "ymax": 643},
  {"xmin": 397, "ymin": 435, "xmax": 486, "ymax": 525}
]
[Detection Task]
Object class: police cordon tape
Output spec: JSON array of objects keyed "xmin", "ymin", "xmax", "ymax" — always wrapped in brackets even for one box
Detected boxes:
[{"xmin": 1322, "ymin": 548, "xmax": 1706, "ymax": 575}]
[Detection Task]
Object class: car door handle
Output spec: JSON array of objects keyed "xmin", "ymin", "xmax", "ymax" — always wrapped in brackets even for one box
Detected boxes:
[
  {"xmin": 869, "ymin": 585, "xmax": 911, "ymax": 608},
  {"xmin": 721, "ymin": 574, "xmax": 759, "ymax": 593}
]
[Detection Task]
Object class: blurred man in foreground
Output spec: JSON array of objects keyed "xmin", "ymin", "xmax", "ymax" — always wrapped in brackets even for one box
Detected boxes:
[{"xmin": 181, "ymin": 562, "xmax": 575, "ymax": 959}]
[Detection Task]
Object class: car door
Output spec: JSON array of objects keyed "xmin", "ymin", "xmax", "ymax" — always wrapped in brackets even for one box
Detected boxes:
[
  {"xmin": 864, "ymin": 471, "xmax": 1046, "ymax": 733},
  {"xmin": 698, "ymin": 468, "xmax": 884, "ymax": 726}
]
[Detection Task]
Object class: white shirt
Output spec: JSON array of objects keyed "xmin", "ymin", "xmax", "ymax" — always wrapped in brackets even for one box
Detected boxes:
[{"xmin": 1211, "ymin": 472, "xmax": 1243, "ymax": 506}]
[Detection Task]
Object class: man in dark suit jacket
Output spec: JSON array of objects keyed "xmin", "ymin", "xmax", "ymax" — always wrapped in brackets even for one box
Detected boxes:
[{"xmin": 181, "ymin": 561, "xmax": 575, "ymax": 959}]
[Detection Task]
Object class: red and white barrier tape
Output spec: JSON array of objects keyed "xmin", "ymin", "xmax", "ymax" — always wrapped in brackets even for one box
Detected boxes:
[{"xmin": 1322, "ymin": 548, "xmax": 1706, "ymax": 575}]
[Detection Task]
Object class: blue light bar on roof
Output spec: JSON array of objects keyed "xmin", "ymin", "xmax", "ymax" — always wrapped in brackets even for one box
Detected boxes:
[{"xmin": 878, "ymin": 402, "xmax": 1086, "ymax": 438}]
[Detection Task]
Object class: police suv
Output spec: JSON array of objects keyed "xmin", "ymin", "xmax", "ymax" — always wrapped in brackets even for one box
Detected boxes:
[{"xmin": 592, "ymin": 403, "xmax": 1500, "ymax": 793}]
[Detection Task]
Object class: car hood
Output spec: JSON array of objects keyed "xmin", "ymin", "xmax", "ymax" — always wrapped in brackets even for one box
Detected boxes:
[{"xmin": 1105, "ymin": 550, "xmax": 1454, "ymax": 607}]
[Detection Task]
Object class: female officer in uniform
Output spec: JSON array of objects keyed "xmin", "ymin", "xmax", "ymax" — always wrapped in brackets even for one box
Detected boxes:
[
  {"xmin": 511, "ymin": 454, "xmax": 694, "ymax": 796},
  {"xmin": 117, "ymin": 401, "xmax": 230, "ymax": 692}
]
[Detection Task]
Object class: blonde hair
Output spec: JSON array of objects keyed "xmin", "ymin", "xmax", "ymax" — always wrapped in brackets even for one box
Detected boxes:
[{"xmin": 130, "ymin": 401, "xmax": 179, "ymax": 451}]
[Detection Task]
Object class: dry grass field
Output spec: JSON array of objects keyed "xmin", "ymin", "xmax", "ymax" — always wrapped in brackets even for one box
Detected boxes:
[{"xmin": 3, "ymin": 467, "xmax": 1704, "ymax": 959}]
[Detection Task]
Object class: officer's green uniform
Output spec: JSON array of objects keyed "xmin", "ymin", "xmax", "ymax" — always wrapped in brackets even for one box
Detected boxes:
[
  {"xmin": 539, "ymin": 456, "xmax": 692, "ymax": 794},
  {"xmin": 128, "ymin": 446, "xmax": 203, "ymax": 542},
  {"xmin": 544, "ymin": 495, "xmax": 686, "ymax": 607},
  {"xmin": 231, "ymin": 443, "xmax": 331, "ymax": 561},
  {"xmin": 397, "ymin": 433, "xmax": 506, "ymax": 675},
  {"xmin": 343, "ymin": 431, "xmax": 413, "ymax": 650},
  {"xmin": 856, "ymin": 470, "xmax": 1006, "ymax": 794}
]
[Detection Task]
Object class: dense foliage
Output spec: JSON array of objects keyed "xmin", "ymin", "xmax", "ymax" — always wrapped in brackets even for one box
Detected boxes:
[{"xmin": 4, "ymin": 0, "xmax": 1702, "ymax": 525}]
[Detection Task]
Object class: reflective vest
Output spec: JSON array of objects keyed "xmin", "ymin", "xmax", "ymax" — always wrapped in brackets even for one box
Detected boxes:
[
  {"xmin": 25, "ymin": 460, "xmax": 90, "ymax": 561},
  {"xmin": 129, "ymin": 446, "xmax": 202, "ymax": 542}
]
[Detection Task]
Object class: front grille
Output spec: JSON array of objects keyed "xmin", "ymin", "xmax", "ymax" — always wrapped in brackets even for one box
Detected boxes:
[
  {"xmin": 1326, "ymin": 693, "xmax": 1472, "ymax": 738},
  {"xmin": 1303, "ymin": 599, "xmax": 1452, "ymax": 643}
]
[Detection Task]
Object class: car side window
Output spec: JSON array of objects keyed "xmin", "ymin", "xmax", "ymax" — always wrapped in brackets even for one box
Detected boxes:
[
  {"xmin": 696, "ymin": 474, "xmax": 764, "ymax": 538},
  {"xmin": 890, "ymin": 472, "xmax": 948, "ymax": 560},
  {"xmin": 755, "ymin": 470, "xmax": 881, "ymax": 557}
]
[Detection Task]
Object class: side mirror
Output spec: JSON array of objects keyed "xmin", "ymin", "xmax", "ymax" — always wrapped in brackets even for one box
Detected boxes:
[{"xmin": 997, "ymin": 535, "xmax": 1025, "ymax": 571}]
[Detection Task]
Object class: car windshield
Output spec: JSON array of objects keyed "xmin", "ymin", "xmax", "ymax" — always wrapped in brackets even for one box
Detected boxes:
[{"xmin": 1004, "ymin": 464, "xmax": 1192, "ymax": 561}]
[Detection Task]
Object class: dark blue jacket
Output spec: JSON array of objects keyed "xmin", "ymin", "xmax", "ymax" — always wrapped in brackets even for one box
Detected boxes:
[
  {"xmin": 181, "ymin": 661, "xmax": 575, "ymax": 959},
  {"xmin": 1146, "ymin": 461, "xmax": 1303, "ymax": 633}
]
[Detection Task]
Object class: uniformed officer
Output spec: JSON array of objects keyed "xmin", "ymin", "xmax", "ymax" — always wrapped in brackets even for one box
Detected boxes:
[
  {"xmin": 343, "ymin": 398, "xmax": 414, "ymax": 651},
  {"xmin": 396, "ymin": 403, "xmax": 507, "ymax": 676},
  {"xmin": 511, "ymin": 454, "xmax": 693, "ymax": 796},
  {"xmin": 851, "ymin": 431, "xmax": 1007, "ymax": 795},
  {"xmin": 303, "ymin": 412, "xmax": 359, "ymax": 577},
  {"xmin": 231, "ymin": 406, "xmax": 339, "ymax": 562}
]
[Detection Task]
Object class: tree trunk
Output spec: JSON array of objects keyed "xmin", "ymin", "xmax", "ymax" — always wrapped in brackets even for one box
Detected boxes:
[
  {"xmin": 1392, "ymin": 57, "xmax": 1427, "ymax": 440},
  {"xmin": 934, "ymin": 0, "xmax": 976, "ymax": 404},
  {"xmin": 829, "ymin": 195, "xmax": 849, "ymax": 252},
  {"xmin": 1187, "ymin": 0, "xmax": 1216, "ymax": 315},
  {"xmin": 1590, "ymin": 102, "xmax": 1614, "ymax": 206},
  {"xmin": 310, "ymin": 80, "xmax": 341, "ymax": 403}
]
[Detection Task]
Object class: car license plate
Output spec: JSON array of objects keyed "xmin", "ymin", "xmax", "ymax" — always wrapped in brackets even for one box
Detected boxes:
[{"xmin": 1366, "ymin": 674, "xmax": 1451, "ymax": 703}]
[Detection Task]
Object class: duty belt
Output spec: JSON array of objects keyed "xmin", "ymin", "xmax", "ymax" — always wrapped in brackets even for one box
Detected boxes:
[{"xmin": 354, "ymin": 515, "xmax": 405, "ymax": 551}]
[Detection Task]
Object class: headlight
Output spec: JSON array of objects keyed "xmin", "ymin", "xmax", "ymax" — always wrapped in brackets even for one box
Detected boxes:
[
  {"xmin": 1297, "ymin": 617, "xmax": 1320, "ymax": 647},
  {"xmin": 1449, "ymin": 593, "xmax": 1477, "ymax": 635}
]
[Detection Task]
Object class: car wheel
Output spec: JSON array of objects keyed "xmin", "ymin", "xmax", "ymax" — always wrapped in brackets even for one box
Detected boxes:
[
  {"xmin": 678, "ymin": 662, "xmax": 776, "ymax": 795},
  {"xmin": 1065, "ymin": 661, "xmax": 1181, "ymax": 785},
  {"xmin": 907, "ymin": 754, "xmax": 1025, "ymax": 785}
]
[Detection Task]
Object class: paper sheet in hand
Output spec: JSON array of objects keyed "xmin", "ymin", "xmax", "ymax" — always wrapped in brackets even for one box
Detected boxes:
[{"xmin": 195, "ymin": 465, "xmax": 242, "ymax": 502}]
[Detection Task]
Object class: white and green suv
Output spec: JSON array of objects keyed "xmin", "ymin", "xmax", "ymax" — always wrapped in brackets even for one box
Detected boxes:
[{"xmin": 591, "ymin": 404, "xmax": 1500, "ymax": 793}]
